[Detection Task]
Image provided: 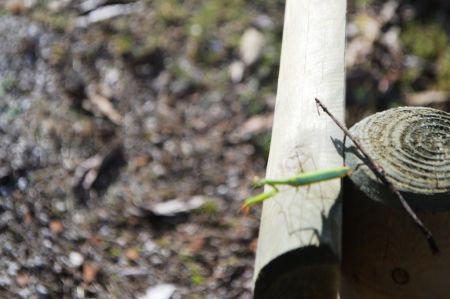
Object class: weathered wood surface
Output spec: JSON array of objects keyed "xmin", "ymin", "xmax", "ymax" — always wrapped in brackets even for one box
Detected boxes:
[
  {"xmin": 253, "ymin": 0, "xmax": 347, "ymax": 297},
  {"xmin": 341, "ymin": 107, "xmax": 450, "ymax": 299}
]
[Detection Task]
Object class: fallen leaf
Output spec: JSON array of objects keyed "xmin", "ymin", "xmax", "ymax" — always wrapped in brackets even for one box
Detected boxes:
[
  {"xmin": 356, "ymin": 14, "xmax": 381, "ymax": 42},
  {"xmin": 12, "ymin": 190, "xmax": 23, "ymax": 200},
  {"xmin": 79, "ymin": 0, "xmax": 108, "ymax": 13},
  {"xmin": 405, "ymin": 90, "xmax": 449, "ymax": 106},
  {"xmin": 73, "ymin": 154, "xmax": 103, "ymax": 191},
  {"xmin": 132, "ymin": 155, "xmax": 150, "ymax": 170},
  {"xmin": 76, "ymin": 3, "xmax": 142, "ymax": 27},
  {"xmin": 86, "ymin": 84, "xmax": 122, "ymax": 125},
  {"xmin": 88, "ymin": 235, "xmax": 103, "ymax": 247},
  {"xmin": 126, "ymin": 248, "xmax": 140, "ymax": 262},
  {"xmin": 379, "ymin": 1, "xmax": 399, "ymax": 24},
  {"xmin": 249, "ymin": 239, "xmax": 258, "ymax": 253},
  {"xmin": 73, "ymin": 143, "xmax": 124, "ymax": 193},
  {"xmin": 137, "ymin": 196, "xmax": 206, "ymax": 217},
  {"xmin": 16, "ymin": 272, "xmax": 29, "ymax": 287},
  {"xmin": 5, "ymin": 0, "xmax": 26, "ymax": 15},
  {"xmin": 188, "ymin": 236, "xmax": 205, "ymax": 254},
  {"xmin": 83, "ymin": 263, "xmax": 98, "ymax": 284},
  {"xmin": 49, "ymin": 220, "xmax": 64, "ymax": 235},
  {"xmin": 23, "ymin": 209, "xmax": 33, "ymax": 225},
  {"xmin": 345, "ymin": 38, "xmax": 374, "ymax": 68}
]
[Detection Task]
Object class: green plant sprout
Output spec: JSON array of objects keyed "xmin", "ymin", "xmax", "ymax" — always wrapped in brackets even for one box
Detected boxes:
[{"xmin": 242, "ymin": 166, "xmax": 351, "ymax": 213}]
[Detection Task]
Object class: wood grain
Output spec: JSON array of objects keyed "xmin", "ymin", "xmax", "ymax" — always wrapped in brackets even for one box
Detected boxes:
[
  {"xmin": 345, "ymin": 107, "xmax": 450, "ymax": 211},
  {"xmin": 253, "ymin": 0, "xmax": 347, "ymax": 297}
]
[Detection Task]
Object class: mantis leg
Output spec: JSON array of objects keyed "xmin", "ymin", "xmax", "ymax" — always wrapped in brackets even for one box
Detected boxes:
[
  {"xmin": 254, "ymin": 166, "xmax": 350, "ymax": 188},
  {"xmin": 241, "ymin": 186, "xmax": 279, "ymax": 214}
]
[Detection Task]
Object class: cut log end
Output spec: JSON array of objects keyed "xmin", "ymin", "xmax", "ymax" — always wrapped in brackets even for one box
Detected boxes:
[{"xmin": 345, "ymin": 107, "xmax": 450, "ymax": 211}]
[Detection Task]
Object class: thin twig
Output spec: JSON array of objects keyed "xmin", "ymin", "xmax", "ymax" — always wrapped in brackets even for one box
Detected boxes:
[{"xmin": 314, "ymin": 98, "xmax": 439, "ymax": 254}]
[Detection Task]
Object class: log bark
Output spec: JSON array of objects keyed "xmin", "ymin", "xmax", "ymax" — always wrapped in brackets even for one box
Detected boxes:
[
  {"xmin": 253, "ymin": 0, "xmax": 347, "ymax": 298},
  {"xmin": 341, "ymin": 107, "xmax": 450, "ymax": 299}
]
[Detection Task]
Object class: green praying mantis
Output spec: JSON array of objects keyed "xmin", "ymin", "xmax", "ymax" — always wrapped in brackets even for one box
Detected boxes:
[
  {"xmin": 241, "ymin": 98, "xmax": 439, "ymax": 252},
  {"xmin": 241, "ymin": 166, "xmax": 351, "ymax": 213}
]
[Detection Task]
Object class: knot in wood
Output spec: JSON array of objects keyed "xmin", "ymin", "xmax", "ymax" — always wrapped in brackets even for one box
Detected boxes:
[
  {"xmin": 345, "ymin": 107, "xmax": 450, "ymax": 211},
  {"xmin": 391, "ymin": 267, "xmax": 410, "ymax": 285}
]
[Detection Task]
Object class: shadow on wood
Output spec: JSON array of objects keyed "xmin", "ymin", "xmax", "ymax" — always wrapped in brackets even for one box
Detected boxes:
[
  {"xmin": 255, "ymin": 246, "xmax": 339, "ymax": 299},
  {"xmin": 255, "ymin": 198, "xmax": 343, "ymax": 299}
]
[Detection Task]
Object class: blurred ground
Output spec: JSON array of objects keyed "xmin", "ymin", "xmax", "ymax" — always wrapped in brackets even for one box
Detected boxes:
[{"xmin": 0, "ymin": 0, "xmax": 448, "ymax": 298}]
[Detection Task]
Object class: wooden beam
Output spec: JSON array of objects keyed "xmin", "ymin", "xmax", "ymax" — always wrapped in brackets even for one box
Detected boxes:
[
  {"xmin": 253, "ymin": 0, "xmax": 347, "ymax": 297},
  {"xmin": 341, "ymin": 107, "xmax": 450, "ymax": 298}
]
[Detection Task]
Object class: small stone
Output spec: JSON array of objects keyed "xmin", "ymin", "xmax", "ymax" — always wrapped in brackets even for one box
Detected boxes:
[
  {"xmin": 42, "ymin": 238, "xmax": 52, "ymax": 249},
  {"xmin": 36, "ymin": 284, "xmax": 49, "ymax": 298},
  {"xmin": 138, "ymin": 284, "xmax": 176, "ymax": 299},
  {"xmin": 7, "ymin": 261, "xmax": 19, "ymax": 276},
  {"xmin": 18, "ymin": 288, "xmax": 31, "ymax": 298},
  {"xmin": 144, "ymin": 240, "xmax": 158, "ymax": 254},
  {"xmin": 0, "ymin": 275, "xmax": 11, "ymax": 287},
  {"xmin": 229, "ymin": 61, "xmax": 245, "ymax": 83},
  {"xmin": 216, "ymin": 185, "xmax": 228, "ymax": 196},
  {"xmin": 17, "ymin": 177, "xmax": 27, "ymax": 191},
  {"xmin": 75, "ymin": 286, "xmax": 85, "ymax": 298},
  {"xmin": 37, "ymin": 212, "xmax": 49, "ymax": 224},
  {"xmin": 69, "ymin": 251, "xmax": 84, "ymax": 268},
  {"xmin": 254, "ymin": 14, "xmax": 274, "ymax": 29},
  {"xmin": 54, "ymin": 201, "xmax": 66, "ymax": 212},
  {"xmin": 239, "ymin": 28, "xmax": 265, "ymax": 66},
  {"xmin": 27, "ymin": 255, "xmax": 45, "ymax": 268},
  {"xmin": 5, "ymin": 0, "xmax": 26, "ymax": 15}
]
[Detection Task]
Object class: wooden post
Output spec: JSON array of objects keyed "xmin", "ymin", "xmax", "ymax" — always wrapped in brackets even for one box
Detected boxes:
[
  {"xmin": 341, "ymin": 107, "xmax": 450, "ymax": 298},
  {"xmin": 253, "ymin": 0, "xmax": 347, "ymax": 298}
]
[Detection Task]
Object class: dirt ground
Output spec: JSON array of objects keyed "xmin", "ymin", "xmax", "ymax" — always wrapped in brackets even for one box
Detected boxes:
[{"xmin": 0, "ymin": 0, "xmax": 448, "ymax": 298}]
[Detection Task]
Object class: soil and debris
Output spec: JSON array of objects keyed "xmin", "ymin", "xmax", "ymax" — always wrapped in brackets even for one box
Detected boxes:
[{"xmin": 0, "ymin": 0, "xmax": 448, "ymax": 298}]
